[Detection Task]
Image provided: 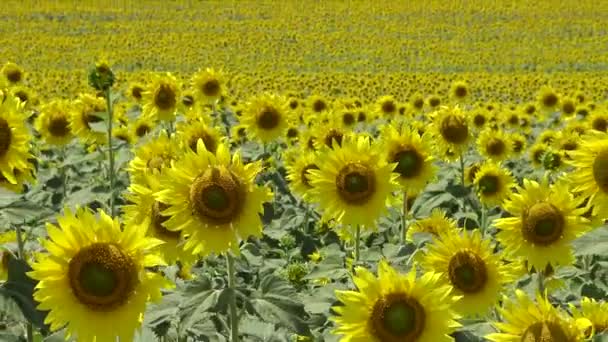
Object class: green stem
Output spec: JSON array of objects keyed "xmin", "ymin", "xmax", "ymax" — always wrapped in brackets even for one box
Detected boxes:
[
  {"xmin": 15, "ymin": 226, "xmax": 33, "ymax": 342},
  {"xmin": 60, "ymin": 146, "xmax": 67, "ymax": 202},
  {"xmin": 480, "ymin": 204, "xmax": 487, "ymax": 236},
  {"xmin": 354, "ymin": 225, "xmax": 361, "ymax": 263},
  {"xmin": 459, "ymin": 154, "xmax": 468, "ymax": 213},
  {"xmin": 400, "ymin": 191, "xmax": 408, "ymax": 244},
  {"xmin": 105, "ymin": 88, "xmax": 115, "ymax": 217},
  {"xmin": 537, "ymin": 270, "xmax": 545, "ymax": 294},
  {"xmin": 226, "ymin": 253, "xmax": 239, "ymax": 342}
]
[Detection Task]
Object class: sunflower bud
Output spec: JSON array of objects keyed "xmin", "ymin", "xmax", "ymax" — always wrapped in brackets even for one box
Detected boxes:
[{"xmin": 88, "ymin": 61, "xmax": 115, "ymax": 92}]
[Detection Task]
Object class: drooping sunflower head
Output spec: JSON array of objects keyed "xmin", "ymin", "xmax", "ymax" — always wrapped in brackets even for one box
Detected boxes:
[
  {"xmin": 35, "ymin": 100, "xmax": 74, "ymax": 146},
  {"xmin": 495, "ymin": 177, "xmax": 591, "ymax": 271},
  {"xmin": 69, "ymin": 93, "xmax": 108, "ymax": 146},
  {"xmin": 191, "ymin": 68, "xmax": 225, "ymax": 104},
  {"xmin": 27, "ymin": 207, "xmax": 168, "ymax": 342},
  {"xmin": 450, "ymin": 80, "xmax": 470, "ymax": 102},
  {"xmin": 308, "ymin": 134, "xmax": 398, "ymax": 229},
  {"xmin": 431, "ymin": 106, "xmax": 472, "ymax": 161},
  {"xmin": 421, "ymin": 229, "xmax": 517, "ymax": 317},
  {"xmin": 569, "ymin": 297, "xmax": 608, "ymax": 338},
  {"xmin": 0, "ymin": 93, "xmax": 33, "ymax": 184},
  {"xmin": 128, "ymin": 130, "xmax": 178, "ymax": 184},
  {"xmin": 406, "ymin": 208, "xmax": 457, "ymax": 242},
  {"xmin": 142, "ymin": 73, "xmax": 180, "ymax": 122},
  {"xmin": 240, "ymin": 93, "xmax": 290, "ymax": 144},
  {"xmin": 375, "ymin": 95, "xmax": 399, "ymax": 118},
  {"xmin": 473, "ymin": 162, "xmax": 515, "ymax": 206},
  {"xmin": 1, "ymin": 62, "xmax": 24, "ymax": 85},
  {"xmin": 380, "ymin": 123, "xmax": 436, "ymax": 194},
  {"xmin": 331, "ymin": 259, "xmax": 461, "ymax": 341},
  {"xmin": 176, "ymin": 119, "xmax": 224, "ymax": 155},
  {"xmin": 486, "ymin": 290, "xmax": 583, "ymax": 342}
]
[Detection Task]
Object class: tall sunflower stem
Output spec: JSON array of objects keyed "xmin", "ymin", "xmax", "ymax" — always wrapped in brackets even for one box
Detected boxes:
[
  {"xmin": 226, "ymin": 253, "xmax": 239, "ymax": 342},
  {"xmin": 15, "ymin": 225, "xmax": 34, "ymax": 342},
  {"xmin": 60, "ymin": 146, "xmax": 68, "ymax": 202},
  {"xmin": 105, "ymin": 88, "xmax": 116, "ymax": 217},
  {"xmin": 480, "ymin": 204, "xmax": 487, "ymax": 236},
  {"xmin": 400, "ymin": 191, "xmax": 408, "ymax": 244},
  {"xmin": 459, "ymin": 154, "xmax": 468, "ymax": 213},
  {"xmin": 354, "ymin": 225, "xmax": 361, "ymax": 264},
  {"xmin": 537, "ymin": 270, "xmax": 545, "ymax": 294}
]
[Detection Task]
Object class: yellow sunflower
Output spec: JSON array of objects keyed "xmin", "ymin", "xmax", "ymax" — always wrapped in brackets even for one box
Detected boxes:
[
  {"xmin": 69, "ymin": 93, "xmax": 107, "ymax": 146},
  {"xmin": 331, "ymin": 259, "xmax": 461, "ymax": 342},
  {"xmin": 529, "ymin": 143, "xmax": 548, "ymax": 168},
  {"xmin": 36, "ymin": 100, "xmax": 74, "ymax": 146},
  {"xmin": 449, "ymin": 80, "xmax": 470, "ymax": 103},
  {"xmin": 239, "ymin": 93, "xmax": 289, "ymax": 144},
  {"xmin": 421, "ymin": 229, "xmax": 517, "ymax": 317},
  {"xmin": 567, "ymin": 131, "xmax": 608, "ymax": 218},
  {"xmin": 406, "ymin": 208, "xmax": 457, "ymax": 242},
  {"xmin": 1, "ymin": 62, "xmax": 24, "ymax": 85},
  {"xmin": 472, "ymin": 162, "xmax": 515, "ymax": 206},
  {"xmin": 570, "ymin": 297, "xmax": 608, "ymax": 338},
  {"xmin": 284, "ymin": 149, "xmax": 319, "ymax": 202},
  {"xmin": 0, "ymin": 165, "xmax": 35, "ymax": 193},
  {"xmin": 486, "ymin": 290, "xmax": 584, "ymax": 342},
  {"xmin": 0, "ymin": 92, "xmax": 32, "ymax": 184},
  {"xmin": 587, "ymin": 112, "xmax": 608, "ymax": 133},
  {"xmin": 494, "ymin": 177, "xmax": 591, "ymax": 271},
  {"xmin": 430, "ymin": 106, "xmax": 472, "ymax": 161},
  {"xmin": 128, "ymin": 130, "xmax": 178, "ymax": 184},
  {"xmin": 560, "ymin": 97, "xmax": 577, "ymax": 120},
  {"xmin": 509, "ymin": 133, "xmax": 527, "ymax": 156},
  {"xmin": 308, "ymin": 94, "xmax": 330, "ymax": 115},
  {"xmin": 380, "ymin": 123, "xmax": 436, "ymax": 194},
  {"xmin": 175, "ymin": 119, "xmax": 224, "ymax": 155},
  {"xmin": 142, "ymin": 73, "xmax": 180, "ymax": 122},
  {"xmin": 476, "ymin": 129, "xmax": 512, "ymax": 162},
  {"xmin": 0, "ymin": 231, "xmax": 19, "ymax": 281},
  {"xmin": 308, "ymin": 134, "xmax": 398, "ymax": 229},
  {"xmin": 537, "ymin": 86, "xmax": 560, "ymax": 113},
  {"xmin": 130, "ymin": 113, "xmax": 157, "ymax": 140},
  {"xmin": 156, "ymin": 142, "xmax": 273, "ymax": 256},
  {"xmin": 311, "ymin": 118, "xmax": 348, "ymax": 150},
  {"xmin": 375, "ymin": 95, "xmax": 399, "ymax": 119},
  {"xmin": 112, "ymin": 125, "xmax": 134, "ymax": 145},
  {"xmin": 28, "ymin": 207, "xmax": 168, "ymax": 342},
  {"xmin": 191, "ymin": 68, "xmax": 225, "ymax": 104},
  {"xmin": 127, "ymin": 82, "xmax": 145, "ymax": 102}
]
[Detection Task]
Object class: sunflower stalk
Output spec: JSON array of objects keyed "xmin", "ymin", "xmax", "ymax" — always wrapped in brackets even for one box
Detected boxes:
[
  {"xmin": 105, "ymin": 88, "xmax": 116, "ymax": 217},
  {"xmin": 14, "ymin": 225, "xmax": 34, "ymax": 342},
  {"xmin": 226, "ymin": 252, "xmax": 239, "ymax": 342},
  {"xmin": 537, "ymin": 270, "xmax": 545, "ymax": 294},
  {"xmin": 400, "ymin": 191, "xmax": 408, "ymax": 244},
  {"xmin": 60, "ymin": 146, "xmax": 68, "ymax": 202},
  {"xmin": 354, "ymin": 225, "xmax": 361, "ymax": 264}
]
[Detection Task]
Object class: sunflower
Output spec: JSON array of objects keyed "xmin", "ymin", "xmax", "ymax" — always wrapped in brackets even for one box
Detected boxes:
[
  {"xmin": 0, "ymin": 92, "xmax": 32, "ymax": 184},
  {"xmin": 311, "ymin": 119, "xmax": 348, "ymax": 150},
  {"xmin": 142, "ymin": 73, "xmax": 180, "ymax": 122},
  {"xmin": 375, "ymin": 95, "xmax": 399, "ymax": 118},
  {"xmin": 486, "ymin": 290, "xmax": 583, "ymax": 342},
  {"xmin": 308, "ymin": 134, "xmax": 398, "ymax": 228},
  {"xmin": 430, "ymin": 106, "xmax": 472, "ymax": 161},
  {"xmin": 449, "ymin": 80, "xmax": 469, "ymax": 103},
  {"xmin": 10, "ymin": 85, "xmax": 36, "ymax": 109},
  {"xmin": 1, "ymin": 62, "xmax": 24, "ymax": 85},
  {"xmin": 538, "ymin": 130, "xmax": 557, "ymax": 146},
  {"xmin": 494, "ymin": 177, "xmax": 591, "ymax": 271},
  {"xmin": 570, "ymin": 297, "xmax": 608, "ymax": 338},
  {"xmin": 28, "ymin": 207, "xmax": 168, "ymax": 342},
  {"xmin": 130, "ymin": 113, "xmax": 157, "ymax": 139},
  {"xmin": 156, "ymin": 142, "xmax": 273, "ymax": 256},
  {"xmin": 0, "ymin": 231, "xmax": 18, "ymax": 281},
  {"xmin": 427, "ymin": 94, "xmax": 441, "ymax": 109},
  {"xmin": 128, "ymin": 130, "xmax": 178, "ymax": 184},
  {"xmin": 127, "ymin": 82, "xmax": 145, "ymax": 102},
  {"xmin": 471, "ymin": 109, "xmax": 489, "ymax": 130},
  {"xmin": 239, "ymin": 93, "xmax": 289, "ymax": 144},
  {"xmin": 465, "ymin": 162, "xmax": 482, "ymax": 186},
  {"xmin": 421, "ymin": 229, "xmax": 516, "ymax": 317},
  {"xmin": 587, "ymin": 112, "xmax": 608, "ymax": 133},
  {"xmin": 380, "ymin": 123, "xmax": 436, "ymax": 194},
  {"xmin": 567, "ymin": 131, "xmax": 608, "ymax": 218},
  {"xmin": 529, "ymin": 143, "xmax": 548, "ymax": 168},
  {"xmin": 112, "ymin": 125, "xmax": 134, "ymax": 145},
  {"xmin": 284, "ymin": 149, "xmax": 319, "ymax": 201},
  {"xmin": 308, "ymin": 94, "xmax": 330, "ymax": 114},
  {"xmin": 191, "ymin": 68, "xmax": 225, "ymax": 104},
  {"xmin": 406, "ymin": 208, "xmax": 457, "ymax": 242},
  {"xmin": 176, "ymin": 119, "xmax": 224, "ymax": 155},
  {"xmin": 509, "ymin": 133, "xmax": 527, "ymax": 156},
  {"xmin": 123, "ymin": 173, "xmax": 194, "ymax": 264},
  {"xmin": 477, "ymin": 129, "xmax": 512, "ymax": 162},
  {"xmin": 410, "ymin": 93, "xmax": 425, "ymax": 113},
  {"xmin": 331, "ymin": 259, "xmax": 461, "ymax": 342},
  {"xmin": 70, "ymin": 93, "xmax": 107, "ymax": 146},
  {"xmin": 560, "ymin": 97, "xmax": 577, "ymax": 119},
  {"xmin": 473, "ymin": 162, "xmax": 515, "ymax": 206},
  {"xmin": 36, "ymin": 100, "xmax": 74, "ymax": 146},
  {"xmin": 537, "ymin": 86, "xmax": 559, "ymax": 113},
  {"xmin": 0, "ymin": 165, "xmax": 35, "ymax": 193}
]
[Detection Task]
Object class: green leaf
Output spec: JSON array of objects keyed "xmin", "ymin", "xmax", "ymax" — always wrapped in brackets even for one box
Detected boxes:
[
  {"xmin": 573, "ymin": 228, "xmax": 608, "ymax": 256},
  {"xmin": 0, "ymin": 200, "xmax": 54, "ymax": 225}
]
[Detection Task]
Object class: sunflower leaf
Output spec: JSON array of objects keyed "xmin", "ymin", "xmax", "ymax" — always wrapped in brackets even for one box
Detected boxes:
[{"xmin": 572, "ymin": 228, "xmax": 608, "ymax": 256}]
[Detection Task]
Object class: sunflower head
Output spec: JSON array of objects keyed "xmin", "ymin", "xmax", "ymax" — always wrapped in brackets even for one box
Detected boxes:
[
  {"xmin": 376, "ymin": 95, "xmax": 398, "ymax": 118},
  {"xmin": 36, "ymin": 100, "xmax": 74, "ymax": 146},
  {"xmin": 240, "ymin": 93, "xmax": 289, "ymax": 144},
  {"xmin": 192, "ymin": 68, "xmax": 225, "ymax": 104},
  {"xmin": 473, "ymin": 162, "xmax": 515, "ymax": 206},
  {"xmin": 0, "ymin": 93, "xmax": 33, "ymax": 184},
  {"xmin": 177, "ymin": 120, "xmax": 223, "ymax": 155},
  {"xmin": 308, "ymin": 95, "xmax": 330, "ymax": 114},
  {"xmin": 142, "ymin": 73, "xmax": 180, "ymax": 122},
  {"xmin": 477, "ymin": 129, "xmax": 513, "ymax": 162},
  {"xmin": 285, "ymin": 149, "xmax": 319, "ymax": 201},
  {"xmin": 1, "ymin": 62, "xmax": 24, "ymax": 85},
  {"xmin": 537, "ymin": 86, "xmax": 559, "ymax": 111},
  {"xmin": 431, "ymin": 106, "xmax": 472, "ymax": 161},
  {"xmin": 450, "ymin": 80, "xmax": 469, "ymax": 102},
  {"xmin": 406, "ymin": 208, "xmax": 457, "ymax": 242}
]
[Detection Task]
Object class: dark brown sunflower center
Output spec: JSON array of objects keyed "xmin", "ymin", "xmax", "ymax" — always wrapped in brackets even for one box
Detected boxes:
[
  {"xmin": 562, "ymin": 102, "xmax": 575, "ymax": 114},
  {"xmin": 429, "ymin": 97, "xmax": 440, "ymax": 107},
  {"xmin": 448, "ymin": 250, "xmax": 487, "ymax": 293},
  {"xmin": 0, "ymin": 118, "xmax": 12, "ymax": 157},
  {"xmin": 371, "ymin": 293, "xmax": 425, "ymax": 342},
  {"xmin": 300, "ymin": 164, "xmax": 319, "ymax": 188},
  {"xmin": 562, "ymin": 141, "xmax": 577, "ymax": 151},
  {"xmin": 342, "ymin": 112, "xmax": 355, "ymax": 126},
  {"xmin": 525, "ymin": 105, "xmax": 536, "ymax": 115},
  {"xmin": 592, "ymin": 118, "xmax": 607, "ymax": 132},
  {"xmin": 257, "ymin": 107, "xmax": 280, "ymax": 130},
  {"xmin": 513, "ymin": 140, "xmax": 524, "ymax": 153},
  {"xmin": 413, "ymin": 98, "xmax": 424, "ymax": 110},
  {"xmin": 336, "ymin": 163, "xmax": 375, "ymax": 205},
  {"xmin": 454, "ymin": 86, "xmax": 467, "ymax": 98},
  {"xmin": 592, "ymin": 150, "xmax": 608, "ymax": 193},
  {"xmin": 68, "ymin": 243, "xmax": 137, "ymax": 311},
  {"xmin": 381, "ymin": 101, "xmax": 397, "ymax": 114},
  {"xmin": 201, "ymin": 79, "xmax": 220, "ymax": 97},
  {"xmin": 391, "ymin": 148, "xmax": 423, "ymax": 178},
  {"xmin": 508, "ymin": 115, "xmax": 519, "ymax": 125},
  {"xmin": 131, "ymin": 86, "xmax": 143, "ymax": 100},
  {"xmin": 154, "ymin": 85, "xmax": 177, "ymax": 111},
  {"xmin": 189, "ymin": 131, "xmax": 217, "ymax": 154},
  {"xmin": 14, "ymin": 91, "xmax": 28, "ymax": 103},
  {"xmin": 473, "ymin": 114, "xmax": 486, "ymax": 127},
  {"xmin": 312, "ymin": 100, "xmax": 326, "ymax": 113},
  {"xmin": 151, "ymin": 201, "xmax": 181, "ymax": 239},
  {"xmin": 358, "ymin": 112, "xmax": 367, "ymax": 122},
  {"xmin": 5, "ymin": 68, "xmax": 22, "ymax": 83},
  {"xmin": 440, "ymin": 115, "xmax": 469, "ymax": 144},
  {"xmin": 486, "ymin": 138, "xmax": 506, "ymax": 156},
  {"xmin": 189, "ymin": 167, "xmax": 244, "ymax": 224},
  {"xmin": 48, "ymin": 116, "xmax": 70, "ymax": 137},
  {"xmin": 533, "ymin": 149, "xmax": 546, "ymax": 164},
  {"xmin": 135, "ymin": 123, "xmax": 151, "ymax": 137},
  {"xmin": 542, "ymin": 94, "xmax": 558, "ymax": 108},
  {"xmin": 182, "ymin": 95, "xmax": 194, "ymax": 107},
  {"xmin": 286, "ymin": 127, "xmax": 298, "ymax": 138},
  {"xmin": 478, "ymin": 174, "xmax": 500, "ymax": 195},
  {"xmin": 521, "ymin": 321, "xmax": 569, "ymax": 342},
  {"xmin": 467, "ymin": 164, "xmax": 481, "ymax": 183},
  {"xmin": 324, "ymin": 129, "xmax": 343, "ymax": 148},
  {"xmin": 289, "ymin": 99, "xmax": 298, "ymax": 110},
  {"xmin": 522, "ymin": 203, "xmax": 564, "ymax": 246}
]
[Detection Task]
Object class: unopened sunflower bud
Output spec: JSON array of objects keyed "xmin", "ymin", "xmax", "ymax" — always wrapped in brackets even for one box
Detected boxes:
[{"xmin": 88, "ymin": 61, "xmax": 115, "ymax": 92}]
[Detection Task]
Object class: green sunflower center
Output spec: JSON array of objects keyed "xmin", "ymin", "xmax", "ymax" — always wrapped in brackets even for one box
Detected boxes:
[
  {"xmin": 190, "ymin": 167, "xmax": 244, "ymax": 224},
  {"xmin": 521, "ymin": 321, "xmax": 569, "ymax": 342},
  {"xmin": 522, "ymin": 202, "xmax": 565, "ymax": 246},
  {"xmin": 202, "ymin": 79, "xmax": 220, "ymax": 97},
  {"xmin": 336, "ymin": 163, "xmax": 376, "ymax": 205},
  {"xmin": 448, "ymin": 250, "xmax": 488, "ymax": 293},
  {"xmin": 152, "ymin": 201, "xmax": 181, "ymax": 239},
  {"xmin": 257, "ymin": 107, "xmax": 280, "ymax": 130},
  {"xmin": 154, "ymin": 84, "xmax": 177, "ymax": 111},
  {"xmin": 68, "ymin": 243, "xmax": 137, "ymax": 311},
  {"xmin": 593, "ymin": 150, "xmax": 608, "ymax": 193},
  {"xmin": 440, "ymin": 115, "xmax": 469, "ymax": 144},
  {"xmin": 486, "ymin": 138, "xmax": 506, "ymax": 156},
  {"xmin": 478, "ymin": 174, "xmax": 500, "ymax": 195},
  {"xmin": 392, "ymin": 148, "xmax": 423, "ymax": 178},
  {"xmin": 0, "ymin": 118, "xmax": 12, "ymax": 157},
  {"xmin": 371, "ymin": 293, "xmax": 425, "ymax": 341},
  {"xmin": 300, "ymin": 164, "xmax": 319, "ymax": 188},
  {"xmin": 48, "ymin": 116, "xmax": 70, "ymax": 137}
]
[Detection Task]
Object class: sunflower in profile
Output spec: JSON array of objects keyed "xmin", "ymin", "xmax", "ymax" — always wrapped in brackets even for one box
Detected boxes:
[
  {"xmin": 477, "ymin": 129, "xmax": 512, "ymax": 162},
  {"xmin": 1, "ymin": 62, "xmax": 24, "ymax": 85},
  {"xmin": 449, "ymin": 80, "xmax": 469, "ymax": 103},
  {"xmin": 239, "ymin": 93, "xmax": 289, "ymax": 144},
  {"xmin": 308, "ymin": 134, "xmax": 398, "ymax": 228},
  {"xmin": 70, "ymin": 93, "xmax": 107, "ymax": 146},
  {"xmin": 0, "ymin": 92, "xmax": 32, "ymax": 184},
  {"xmin": 494, "ymin": 177, "xmax": 590, "ymax": 271},
  {"xmin": 142, "ymin": 73, "xmax": 180, "ymax": 122},
  {"xmin": 156, "ymin": 142, "xmax": 273, "ymax": 256},
  {"xmin": 486, "ymin": 290, "xmax": 583, "ymax": 342},
  {"xmin": 191, "ymin": 68, "xmax": 225, "ymax": 104},
  {"xmin": 128, "ymin": 130, "xmax": 178, "ymax": 184},
  {"xmin": 284, "ymin": 149, "xmax": 319, "ymax": 201},
  {"xmin": 473, "ymin": 162, "xmax": 515, "ymax": 206},
  {"xmin": 421, "ymin": 229, "xmax": 516, "ymax": 317},
  {"xmin": 331, "ymin": 259, "xmax": 461, "ymax": 342},
  {"xmin": 36, "ymin": 100, "xmax": 74, "ymax": 146},
  {"xmin": 430, "ymin": 106, "xmax": 472, "ymax": 161},
  {"xmin": 567, "ymin": 131, "xmax": 608, "ymax": 218},
  {"xmin": 380, "ymin": 123, "xmax": 436, "ymax": 194},
  {"xmin": 28, "ymin": 207, "xmax": 168, "ymax": 342},
  {"xmin": 375, "ymin": 95, "xmax": 399, "ymax": 119},
  {"xmin": 176, "ymin": 119, "xmax": 224, "ymax": 155},
  {"xmin": 406, "ymin": 208, "xmax": 457, "ymax": 242},
  {"xmin": 465, "ymin": 162, "xmax": 482, "ymax": 186},
  {"xmin": 569, "ymin": 297, "xmax": 608, "ymax": 338}
]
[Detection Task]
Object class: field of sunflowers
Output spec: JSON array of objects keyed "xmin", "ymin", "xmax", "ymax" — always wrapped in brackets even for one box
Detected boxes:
[{"xmin": 1, "ymin": 1, "xmax": 608, "ymax": 341}]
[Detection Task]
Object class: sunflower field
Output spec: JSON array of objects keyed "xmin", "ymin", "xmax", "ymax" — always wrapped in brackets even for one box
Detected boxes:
[{"xmin": 1, "ymin": 1, "xmax": 608, "ymax": 341}]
